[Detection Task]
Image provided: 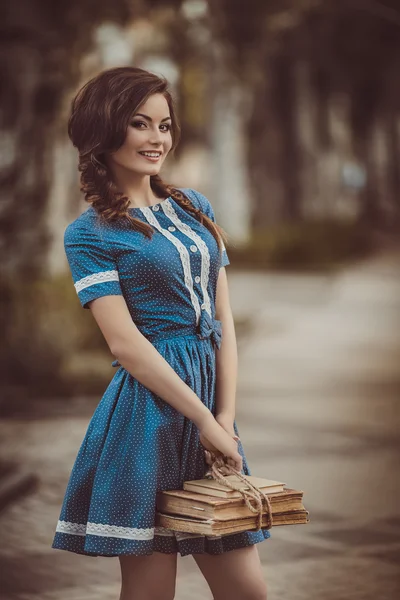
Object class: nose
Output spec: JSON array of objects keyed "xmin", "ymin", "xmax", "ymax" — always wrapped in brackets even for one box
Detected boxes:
[{"xmin": 148, "ymin": 126, "xmax": 163, "ymax": 146}]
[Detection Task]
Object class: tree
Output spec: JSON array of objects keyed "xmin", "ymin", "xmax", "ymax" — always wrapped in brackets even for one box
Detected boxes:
[
  {"xmin": 207, "ymin": 0, "xmax": 400, "ymax": 227},
  {"xmin": 0, "ymin": 0, "xmax": 135, "ymax": 397}
]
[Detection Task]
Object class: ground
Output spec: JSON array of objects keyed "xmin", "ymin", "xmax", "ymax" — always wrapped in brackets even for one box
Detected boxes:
[{"xmin": 0, "ymin": 251, "xmax": 399, "ymax": 599}]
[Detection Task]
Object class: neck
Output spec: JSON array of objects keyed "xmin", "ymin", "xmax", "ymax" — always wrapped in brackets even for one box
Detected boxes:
[{"xmin": 108, "ymin": 163, "xmax": 161, "ymax": 208}]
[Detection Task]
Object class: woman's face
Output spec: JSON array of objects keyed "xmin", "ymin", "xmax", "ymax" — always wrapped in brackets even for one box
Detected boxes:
[{"xmin": 108, "ymin": 93, "xmax": 173, "ymax": 176}]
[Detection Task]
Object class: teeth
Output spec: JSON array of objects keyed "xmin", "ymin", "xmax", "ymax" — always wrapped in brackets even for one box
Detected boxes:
[{"xmin": 140, "ymin": 152, "xmax": 161, "ymax": 157}]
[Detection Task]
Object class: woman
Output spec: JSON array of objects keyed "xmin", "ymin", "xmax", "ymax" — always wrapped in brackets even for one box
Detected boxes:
[{"xmin": 52, "ymin": 66, "xmax": 270, "ymax": 600}]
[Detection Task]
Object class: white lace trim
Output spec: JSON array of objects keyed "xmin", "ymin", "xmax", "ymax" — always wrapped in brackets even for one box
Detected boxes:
[
  {"xmin": 57, "ymin": 520, "xmax": 222, "ymax": 542},
  {"xmin": 56, "ymin": 520, "xmax": 86, "ymax": 536},
  {"xmin": 140, "ymin": 208, "xmax": 201, "ymax": 323},
  {"xmin": 87, "ymin": 522, "xmax": 154, "ymax": 540},
  {"xmin": 56, "ymin": 520, "xmax": 154, "ymax": 540},
  {"xmin": 162, "ymin": 200, "xmax": 212, "ymax": 317},
  {"xmin": 188, "ymin": 189, "xmax": 227, "ymax": 263},
  {"xmin": 74, "ymin": 270, "xmax": 119, "ymax": 293}
]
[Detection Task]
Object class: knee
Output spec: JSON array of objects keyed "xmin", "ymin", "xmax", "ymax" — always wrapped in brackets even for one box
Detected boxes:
[
  {"xmin": 243, "ymin": 581, "xmax": 267, "ymax": 600},
  {"xmin": 217, "ymin": 582, "xmax": 267, "ymax": 600}
]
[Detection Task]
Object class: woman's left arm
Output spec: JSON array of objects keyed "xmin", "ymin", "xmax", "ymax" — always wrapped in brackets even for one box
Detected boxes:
[{"xmin": 214, "ymin": 267, "xmax": 238, "ymax": 436}]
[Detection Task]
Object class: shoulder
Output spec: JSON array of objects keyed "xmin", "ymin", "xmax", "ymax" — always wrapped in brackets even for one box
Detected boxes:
[
  {"xmin": 64, "ymin": 207, "xmax": 101, "ymax": 247},
  {"xmin": 178, "ymin": 187, "xmax": 215, "ymax": 220}
]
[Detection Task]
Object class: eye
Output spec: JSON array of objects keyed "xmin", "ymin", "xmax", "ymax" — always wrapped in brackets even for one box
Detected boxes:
[
  {"xmin": 131, "ymin": 121, "xmax": 146, "ymax": 128},
  {"xmin": 130, "ymin": 120, "xmax": 171, "ymax": 131}
]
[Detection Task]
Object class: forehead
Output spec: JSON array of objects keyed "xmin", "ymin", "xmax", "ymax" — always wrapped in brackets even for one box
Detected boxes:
[{"xmin": 136, "ymin": 93, "xmax": 170, "ymax": 117}]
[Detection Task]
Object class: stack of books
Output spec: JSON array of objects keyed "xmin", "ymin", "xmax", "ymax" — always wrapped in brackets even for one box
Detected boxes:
[{"xmin": 156, "ymin": 476, "xmax": 309, "ymax": 536}]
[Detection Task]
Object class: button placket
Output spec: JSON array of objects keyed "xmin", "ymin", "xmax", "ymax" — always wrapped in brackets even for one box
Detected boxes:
[
  {"xmin": 140, "ymin": 206, "xmax": 202, "ymax": 323},
  {"xmin": 161, "ymin": 199, "xmax": 212, "ymax": 317}
]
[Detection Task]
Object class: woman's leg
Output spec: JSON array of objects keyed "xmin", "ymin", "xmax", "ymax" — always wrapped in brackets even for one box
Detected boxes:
[
  {"xmin": 193, "ymin": 545, "xmax": 267, "ymax": 600},
  {"xmin": 118, "ymin": 552, "xmax": 177, "ymax": 600}
]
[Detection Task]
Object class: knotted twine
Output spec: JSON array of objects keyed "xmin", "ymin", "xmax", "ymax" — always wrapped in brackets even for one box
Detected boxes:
[{"xmin": 204, "ymin": 453, "xmax": 273, "ymax": 531}]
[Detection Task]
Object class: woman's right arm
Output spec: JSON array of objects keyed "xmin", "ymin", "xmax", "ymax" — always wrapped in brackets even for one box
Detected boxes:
[{"xmin": 89, "ymin": 294, "xmax": 243, "ymax": 471}]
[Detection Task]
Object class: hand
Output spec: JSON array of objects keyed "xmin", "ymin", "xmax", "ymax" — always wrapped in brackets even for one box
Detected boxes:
[
  {"xmin": 198, "ymin": 415, "xmax": 242, "ymax": 472},
  {"xmin": 214, "ymin": 413, "xmax": 241, "ymax": 473}
]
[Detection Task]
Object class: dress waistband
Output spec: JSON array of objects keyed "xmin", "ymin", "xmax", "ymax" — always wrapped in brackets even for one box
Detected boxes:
[{"xmin": 111, "ymin": 313, "xmax": 222, "ymax": 367}]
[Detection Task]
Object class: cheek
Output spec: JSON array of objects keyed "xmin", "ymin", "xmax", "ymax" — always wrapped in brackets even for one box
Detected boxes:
[
  {"xmin": 165, "ymin": 133, "xmax": 173, "ymax": 151},
  {"xmin": 111, "ymin": 132, "xmax": 141, "ymax": 163},
  {"xmin": 123, "ymin": 128, "xmax": 141, "ymax": 149}
]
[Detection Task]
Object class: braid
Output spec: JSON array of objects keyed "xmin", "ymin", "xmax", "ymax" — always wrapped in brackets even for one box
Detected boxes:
[{"xmin": 79, "ymin": 157, "xmax": 228, "ymax": 251}]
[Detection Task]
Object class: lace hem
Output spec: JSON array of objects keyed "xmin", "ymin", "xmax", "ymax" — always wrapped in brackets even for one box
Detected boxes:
[
  {"xmin": 56, "ymin": 520, "xmax": 154, "ymax": 540},
  {"xmin": 56, "ymin": 520, "xmax": 224, "ymax": 541},
  {"xmin": 87, "ymin": 522, "xmax": 154, "ymax": 540},
  {"xmin": 56, "ymin": 520, "xmax": 86, "ymax": 536}
]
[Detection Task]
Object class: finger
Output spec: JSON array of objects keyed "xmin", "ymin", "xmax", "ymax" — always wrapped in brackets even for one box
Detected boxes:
[
  {"xmin": 227, "ymin": 456, "xmax": 241, "ymax": 473},
  {"xmin": 204, "ymin": 450, "xmax": 213, "ymax": 466},
  {"xmin": 234, "ymin": 455, "xmax": 243, "ymax": 472},
  {"xmin": 227, "ymin": 458, "xmax": 236, "ymax": 469}
]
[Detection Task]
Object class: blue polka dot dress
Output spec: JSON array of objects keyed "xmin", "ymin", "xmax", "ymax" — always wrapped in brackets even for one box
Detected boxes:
[{"xmin": 52, "ymin": 187, "xmax": 271, "ymax": 557}]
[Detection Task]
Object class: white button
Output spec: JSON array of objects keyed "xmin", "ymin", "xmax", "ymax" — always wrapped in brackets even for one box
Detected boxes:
[
  {"xmin": 201, "ymin": 303, "xmax": 206, "ymax": 309},
  {"xmin": 168, "ymin": 226, "xmax": 176, "ymax": 231},
  {"xmin": 152, "ymin": 205, "xmax": 159, "ymax": 211},
  {"xmin": 195, "ymin": 276, "xmax": 201, "ymax": 283},
  {"xmin": 190, "ymin": 245, "xmax": 198, "ymax": 252}
]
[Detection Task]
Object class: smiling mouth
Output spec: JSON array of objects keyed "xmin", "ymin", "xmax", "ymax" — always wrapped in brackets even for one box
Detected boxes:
[{"xmin": 138, "ymin": 151, "xmax": 162, "ymax": 158}]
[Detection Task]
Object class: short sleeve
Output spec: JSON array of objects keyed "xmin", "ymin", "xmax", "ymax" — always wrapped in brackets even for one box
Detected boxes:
[
  {"xmin": 185, "ymin": 188, "xmax": 230, "ymax": 268},
  {"xmin": 64, "ymin": 220, "xmax": 123, "ymax": 309}
]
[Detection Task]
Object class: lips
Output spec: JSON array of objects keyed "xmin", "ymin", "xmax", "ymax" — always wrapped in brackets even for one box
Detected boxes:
[{"xmin": 138, "ymin": 151, "xmax": 162, "ymax": 157}]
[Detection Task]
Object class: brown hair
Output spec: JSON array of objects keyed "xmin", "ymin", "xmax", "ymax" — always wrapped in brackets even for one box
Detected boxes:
[{"xmin": 68, "ymin": 66, "xmax": 227, "ymax": 250}]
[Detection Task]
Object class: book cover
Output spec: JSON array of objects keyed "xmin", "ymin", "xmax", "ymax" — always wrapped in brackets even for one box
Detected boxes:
[
  {"xmin": 156, "ymin": 488, "xmax": 304, "ymax": 521},
  {"xmin": 183, "ymin": 475, "xmax": 286, "ymax": 498},
  {"xmin": 156, "ymin": 510, "xmax": 310, "ymax": 536}
]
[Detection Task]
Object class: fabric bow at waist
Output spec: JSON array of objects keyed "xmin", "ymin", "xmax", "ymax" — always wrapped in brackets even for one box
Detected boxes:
[
  {"xmin": 196, "ymin": 311, "xmax": 222, "ymax": 350},
  {"xmin": 111, "ymin": 313, "xmax": 223, "ymax": 367}
]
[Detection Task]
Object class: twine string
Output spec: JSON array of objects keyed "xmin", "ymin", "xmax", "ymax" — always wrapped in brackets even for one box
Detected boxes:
[{"xmin": 206, "ymin": 454, "xmax": 273, "ymax": 531}]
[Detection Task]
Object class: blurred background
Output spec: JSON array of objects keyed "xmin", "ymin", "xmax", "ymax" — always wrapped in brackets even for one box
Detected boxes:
[{"xmin": 0, "ymin": 0, "xmax": 399, "ymax": 599}]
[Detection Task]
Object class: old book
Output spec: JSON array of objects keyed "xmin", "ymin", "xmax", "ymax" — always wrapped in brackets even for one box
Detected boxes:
[
  {"xmin": 183, "ymin": 475, "xmax": 286, "ymax": 498},
  {"xmin": 156, "ymin": 509, "xmax": 310, "ymax": 536},
  {"xmin": 156, "ymin": 488, "xmax": 304, "ymax": 521}
]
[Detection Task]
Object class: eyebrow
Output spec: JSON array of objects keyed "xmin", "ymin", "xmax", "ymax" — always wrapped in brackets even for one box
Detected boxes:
[{"xmin": 134, "ymin": 113, "xmax": 172, "ymax": 122}]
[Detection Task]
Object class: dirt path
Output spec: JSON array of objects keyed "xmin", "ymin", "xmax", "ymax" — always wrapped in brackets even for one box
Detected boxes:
[{"xmin": 1, "ymin": 253, "xmax": 399, "ymax": 599}]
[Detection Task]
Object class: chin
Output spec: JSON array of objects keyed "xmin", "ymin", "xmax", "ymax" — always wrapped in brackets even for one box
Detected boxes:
[
  {"xmin": 143, "ymin": 168, "xmax": 161, "ymax": 176},
  {"xmin": 127, "ymin": 166, "xmax": 160, "ymax": 176}
]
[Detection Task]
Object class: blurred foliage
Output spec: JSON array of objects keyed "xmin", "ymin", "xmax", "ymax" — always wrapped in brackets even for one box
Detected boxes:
[
  {"xmin": 0, "ymin": 274, "xmax": 113, "ymax": 405},
  {"xmin": 2, "ymin": 0, "xmax": 400, "ymax": 401},
  {"xmin": 228, "ymin": 219, "xmax": 375, "ymax": 272},
  {"xmin": 209, "ymin": 0, "xmax": 400, "ymax": 227},
  {"xmin": 1, "ymin": 0, "xmax": 136, "ymax": 279},
  {"xmin": 0, "ymin": 0, "xmax": 175, "ymax": 403}
]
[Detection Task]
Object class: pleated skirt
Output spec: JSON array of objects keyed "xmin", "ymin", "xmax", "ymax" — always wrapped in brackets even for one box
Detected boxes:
[{"xmin": 52, "ymin": 331, "xmax": 271, "ymax": 557}]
